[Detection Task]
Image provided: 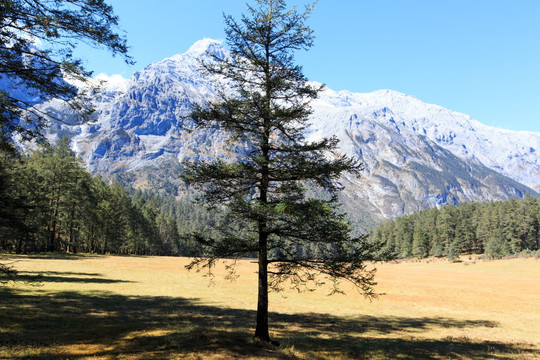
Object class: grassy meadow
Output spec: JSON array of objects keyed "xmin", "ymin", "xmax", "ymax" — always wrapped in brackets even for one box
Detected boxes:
[{"xmin": 0, "ymin": 254, "xmax": 539, "ymax": 359}]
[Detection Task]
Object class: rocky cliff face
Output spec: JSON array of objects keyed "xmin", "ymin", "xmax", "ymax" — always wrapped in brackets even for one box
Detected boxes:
[
  {"xmin": 28, "ymin": 39, "xmax": 539, "ymax": 225},
  {"xmin": 307, "ymin": 89, "xmax": 537, "ymax": 220}
]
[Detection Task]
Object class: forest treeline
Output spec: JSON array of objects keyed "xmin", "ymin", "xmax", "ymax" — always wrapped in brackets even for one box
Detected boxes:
[
  {"xmin": 0, "ymin": 137, "xmax": 360, "ymax": 259},
  {"xmin": 372, "ymin": 196, "xmax": 540, "ymax": 260},
  {"xmin": 0, "ymin": 137, "xmax": 217, "ymax": 255},
  {"xmin": 3, "ymin": 136, "xmax": 540, "ymax": 260}
]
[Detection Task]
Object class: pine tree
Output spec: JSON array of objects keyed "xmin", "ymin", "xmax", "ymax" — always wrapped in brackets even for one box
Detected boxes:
[
  {"xmin": 515, "ymin": 196, "xmax": 539, "ymax": 252},
  {"xmin": 476, "ymin": 205, "xmax": 492, "ymax": 253},
  {"xmin": 454, "ymin": 202, "xmax": 476, "ymax": 254},
  {"xmin": 413, "ymin": 208, "xmax": 439, "ymax": 258},
  {"xmin": 32, "ymin": 137, "xmax": 83, "ymax": 251},
  {"xmin": 484, "ymin": 203, "xmax": 510, "ymax": 258},
  {"xmin": 394, "ymin": 215, "xmax": 414, "ymax": 257},
  {"xmin": 158, "ymin": 213, "xmax": 181, "ymax": 255},
  {"xmin": 183, "ymin": 0, "xmax": 378, "ymax": 343},
  {"xmin": 0, "ymin": 149, "xmax": 30, "ymax": 251},
  {"xmin": 500, "ymin": 199, "xmax": 520, "ymax": 253},
  {"xmin": 433, "ymin": 206, "xmax": 455, "ymax": 257},
  {"xmin": 94, "ymin": 182, "xmax": 129, "ymax": 254},
  {"xmin": 412, "ymin": 215, "xmax": 430, "ymax": 258}
]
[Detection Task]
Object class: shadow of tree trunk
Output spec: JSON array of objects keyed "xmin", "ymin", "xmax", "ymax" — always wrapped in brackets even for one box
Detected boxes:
[{"xmin": 0, "ymin": 287, "xmax": 537, "ymax": 359}]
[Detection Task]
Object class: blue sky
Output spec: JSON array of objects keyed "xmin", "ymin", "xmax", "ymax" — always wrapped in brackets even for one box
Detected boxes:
[{"xmin": 79, "ymin": 0, "xmax": 540, "ymax": 133}]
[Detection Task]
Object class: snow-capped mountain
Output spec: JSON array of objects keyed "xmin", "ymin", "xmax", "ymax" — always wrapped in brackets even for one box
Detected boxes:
[
  {"xmin": 29, "ymin": 39, "xmax": 539, "ymax": 225},
  {"xmin": 308, "ymin": 89, "xmax": 539, "ymax": 219},
  {"xmin": 311, "ymin": 88, "xmax": 540, "ymax": 192}
]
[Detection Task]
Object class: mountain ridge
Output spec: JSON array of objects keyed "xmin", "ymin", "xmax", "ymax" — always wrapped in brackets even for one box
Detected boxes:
[
  {"xmin": 311, "ymin": 86, "xmax": 540, "ymax": 191},
  {"xmin": 23, "ymin": 39, "xmax": 540, "ymax": 226}
]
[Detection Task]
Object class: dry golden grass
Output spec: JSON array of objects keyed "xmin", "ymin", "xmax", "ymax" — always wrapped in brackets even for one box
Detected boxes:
[{"xmin": 1, "ymin": 254, "xmax": 539, "ymax": 359}]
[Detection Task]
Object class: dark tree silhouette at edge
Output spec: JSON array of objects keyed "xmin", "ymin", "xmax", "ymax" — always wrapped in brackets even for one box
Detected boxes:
[{"xmin": 0, "ymin": 0, "xmax": 132, "ymax": 148}]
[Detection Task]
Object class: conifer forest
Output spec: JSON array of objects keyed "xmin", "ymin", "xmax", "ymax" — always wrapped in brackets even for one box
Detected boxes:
[
  {"xmin": 0, "ymin": 137, "xmax": 209, "ymax": 255},
  {"xmin": 373, "ymin": 197, "xmax": 540, "ymax": 260}
]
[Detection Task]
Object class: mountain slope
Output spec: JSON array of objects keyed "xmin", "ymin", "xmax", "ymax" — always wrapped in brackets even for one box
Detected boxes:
[
  {"xmin": 311, "ymin": 88, "xmax": 540, "ymax": 192},
  {"xmin": 28, "ymin": 39, "xmax": 539, "ymax": 226}
]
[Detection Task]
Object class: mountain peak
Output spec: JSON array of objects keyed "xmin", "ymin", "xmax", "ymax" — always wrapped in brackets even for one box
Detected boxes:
[{"xmin": 186, "ymin": 38, "xmax": 226, "ymax": 58}]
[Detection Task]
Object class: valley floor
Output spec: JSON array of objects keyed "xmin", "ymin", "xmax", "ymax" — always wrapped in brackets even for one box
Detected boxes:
[{"xmin": 0, "ymin": 254, "xmax": 539, "ymax": 359}]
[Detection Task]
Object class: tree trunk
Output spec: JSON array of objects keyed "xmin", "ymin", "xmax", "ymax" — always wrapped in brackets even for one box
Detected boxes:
[
  {"xmin": 255, "ymin": 108, "xmax": 272, "ymax": 342},
  {"xmin": 254, "ymin": 230, "xmax": 270, "ymax": 342},
  {"xmin": 48, "ymin": 189, "xmax": 60, "ymax": 252},
  {"xmin": 15, "ymin": 236, "xmax": 23, "ymax": 254},
  {"xmin": 48, "ymin": 218, "xmax": 57, "ymax": 252}
]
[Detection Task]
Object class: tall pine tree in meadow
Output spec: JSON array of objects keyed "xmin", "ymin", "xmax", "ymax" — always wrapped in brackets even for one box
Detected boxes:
[{"xmin": 183, "ymin": 0, "xmax": 379, "ymax": 343}]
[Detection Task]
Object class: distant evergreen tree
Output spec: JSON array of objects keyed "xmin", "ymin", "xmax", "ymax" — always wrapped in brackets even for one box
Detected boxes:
[
  {"xmin": 484, "ymin": 207, "xmax": 509, "ymax": 259},
  {"xmin": 412, "ymin": 210, "xmax": 436, "ymax": 258},
  {"xmin": 379, "ymin": 221, "xmax": 397, "ymax": 256},
  {"xmin": 412, "ymin": 225, "xmax": 428, "ymax": 258},
  {"xmin": 453, "ymin": 202, "xmax": 476, "ymax": 254},
  {"xmin": 515, "ymin": 197, "xmax": 539, "ymax": 252},
  {"xmin": 501, "ymin": 199, "xmax": 520, "ymax": 253},
  {"xmin": 395, "ymin": 215, "xmax": 414, "ymax": 257},
  {"xmin": 436, "ymin": 206, "xmax": 456, "ymax": 257},
  {"xmin": 156, "ymin": 213, "xmax": 181, "ymax": 255},
  {"xmin": 475, "ymin": 206, "xmax": 492, "ymax": 253}
]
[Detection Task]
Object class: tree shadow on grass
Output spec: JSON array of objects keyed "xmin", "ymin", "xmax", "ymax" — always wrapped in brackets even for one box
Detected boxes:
[
  {"xmin": 8, "ymin": 253, "xmax": 95, "ymax": 260},
  {"xmin": 0, "ymin": 288, "xmax": 537, "ymax": 360},
  {"xmin": 14, "ymin": 271, "xmax": 135, "ymax": 284},
  {"xmin": 24, "ymin": 271, "xmax": 103, "ymax": 276}
]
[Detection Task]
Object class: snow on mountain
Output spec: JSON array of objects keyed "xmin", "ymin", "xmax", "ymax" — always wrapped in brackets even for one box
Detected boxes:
[
  {"xmin": 25, "ymin": 39, "xmax": 540, "ymax": 224},
  {"xmin": 305, "ymin": 88, "xmax": 538, "ymax": 219},
  {"xmin": 310, "ymin": 88, "xmax": 540, "ymax": 192},
  {"xmin": 94, "ymin": 73, "xmax": 130, "ymax": 93},
  {"xmin": 60, "ymin": 39, "xmax": 229, "ymax": 172}
]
